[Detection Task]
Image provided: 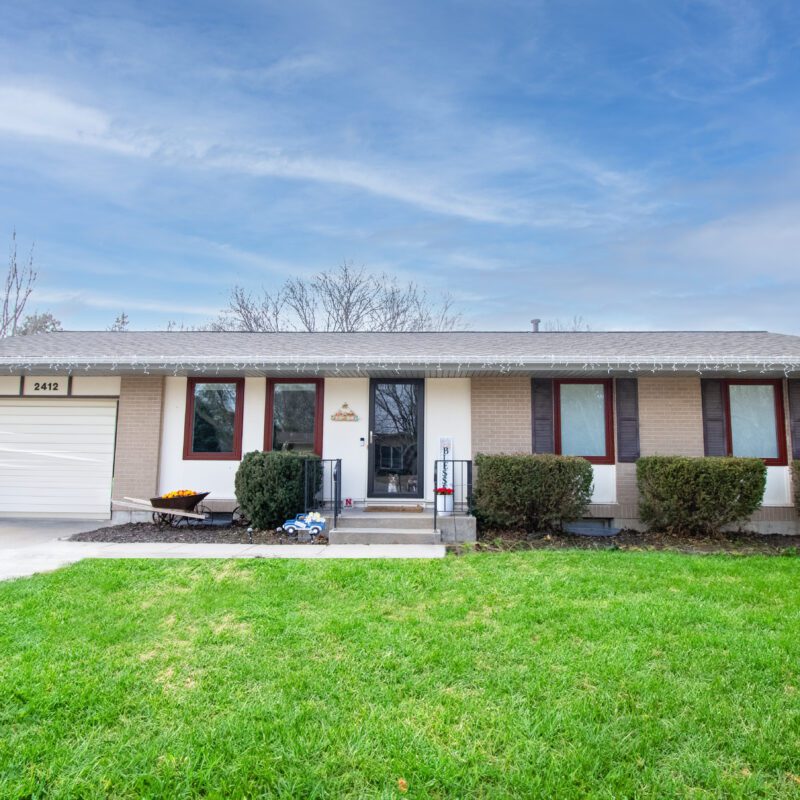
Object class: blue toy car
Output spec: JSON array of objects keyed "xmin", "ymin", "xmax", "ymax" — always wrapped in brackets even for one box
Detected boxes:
[{"xmin": 281, "ymin": 512, "xmax": 327, "ymax": 535}]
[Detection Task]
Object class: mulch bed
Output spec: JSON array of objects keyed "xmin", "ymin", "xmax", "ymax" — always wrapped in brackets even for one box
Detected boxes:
[
  {"xmin": 69, "ymin": 522, "xmax": 325, "ymax": 545},
  {"xmin": 70, "ymin": 523, "xmax": 800, "ymax": 556},
  {"xmin": 464, "ymin": 528, "xmax": 800, "ymax": 556}
]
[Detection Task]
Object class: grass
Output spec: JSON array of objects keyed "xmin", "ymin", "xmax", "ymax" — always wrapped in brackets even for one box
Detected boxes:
[{"xmin": 1, "ymin": 552, "xmax": 800, "ymax": 799}]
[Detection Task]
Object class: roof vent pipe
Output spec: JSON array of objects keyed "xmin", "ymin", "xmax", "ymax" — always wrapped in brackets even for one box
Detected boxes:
[{"xmin": 530, "ymin": 318, "xmax": 541, "ymax": 333}]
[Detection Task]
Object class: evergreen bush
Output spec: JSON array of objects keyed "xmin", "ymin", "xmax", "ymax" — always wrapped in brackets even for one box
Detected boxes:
[
  {"xmin": 235, "ymin": 451, "xmax": 321, "ymax": 530},
  {"xmin": 637, "ymin": 456, "xmax": 766, "ymax": 535},
  {"xmin": 473, "ymin": 453, "xmax": 594, "ymax": 532}
]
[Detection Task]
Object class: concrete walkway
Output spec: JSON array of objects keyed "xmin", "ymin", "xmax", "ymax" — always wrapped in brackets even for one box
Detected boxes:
[{"xmin": 0, "ymin": 539, "xmax": 446, "ymax": 582}]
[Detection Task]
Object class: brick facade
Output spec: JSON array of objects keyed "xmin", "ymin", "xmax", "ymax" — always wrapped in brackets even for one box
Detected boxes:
[
  {"xmin": 112, "ymin": 375, "xmax": 164, "ymax": 501},
  {"xmin": 470, "ymin": 376, "xmax": 532, "ymax": 454},
  {"xmin": 469, "ymin": 374, "xmax": 797, "ymax": 532},
  {"xmin": 638, "ymin": 376, "xmax": 705, "ymax": 457}
]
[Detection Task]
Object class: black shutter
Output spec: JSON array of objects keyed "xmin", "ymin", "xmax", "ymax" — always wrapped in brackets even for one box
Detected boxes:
[
  {"xmin": 701, "ymin": 379, "xmax": 728, "ymax": 456},
  {"xmin": 531, "ymin": 378, "xmax": 554, "ymax": 453},
  {"xmin": 615, "ymin": 378, "xmax": 640, "ymax": 462},
  {"xmin": 788, "ymin": 379, "xmax": 800, "ymax": 460}
]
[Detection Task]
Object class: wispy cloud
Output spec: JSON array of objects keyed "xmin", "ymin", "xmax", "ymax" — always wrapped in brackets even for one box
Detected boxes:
[
  {"xmin": 210, "ymin": 53, "xmax": 333, "ymax": 88},
  {"xmin": 0, "ymin": 86, "xmax": 157, "ymax": 157},
  {"xmin": 0, "ymin": 83, "xmax": 654, "ymax": 229},
  {"xmin": 33, "ymin": 288, "xmax": 219, "ymax": 317}
]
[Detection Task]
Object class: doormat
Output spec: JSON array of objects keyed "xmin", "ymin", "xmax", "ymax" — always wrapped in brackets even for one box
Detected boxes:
[{"xmin": 364, "ymin": 505, "xmax": 424, "ymax": 513}]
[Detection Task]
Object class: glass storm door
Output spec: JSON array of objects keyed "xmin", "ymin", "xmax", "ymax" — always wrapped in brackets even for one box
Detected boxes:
[{"xmin": 368, "ymin": 379, "xmax": 424, "ymax": 498}]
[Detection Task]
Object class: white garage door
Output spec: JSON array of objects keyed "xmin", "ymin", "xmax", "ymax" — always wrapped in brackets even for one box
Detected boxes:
[{"xmin": 0, "ymin": 398, "xmax": 117, "ymax": 519}]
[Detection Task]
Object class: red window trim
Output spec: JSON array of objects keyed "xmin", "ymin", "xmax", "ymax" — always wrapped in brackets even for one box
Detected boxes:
[
  {"xmin": 183, "ymin": 377, "xmax": 245, "ymax": 461},
  {"xmin": 722, "ymin": 378, "xmax": 787, "ymax": 467},
  {"xmin": 553, "ymin": 378, "xmax": 615, "ymax": 465},
  {"xmin": 264, "ymin": 378, "xmax": 324, "ymax": 456}
]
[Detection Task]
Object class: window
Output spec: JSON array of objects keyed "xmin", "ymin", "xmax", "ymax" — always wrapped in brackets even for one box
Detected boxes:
[
  {"xmin": 184, "ymin": 378, "xmax": 244, "ymax": 460},
  {"xmin": 265, "ymin": 379, "xmax": 323, "ymax": 455},
  {"xmin": 378, "ymin": 444, "xmax": 403, "ymax": 470},
  {"xmin": 725, "ymin": 380, "xmax": 786, "ymax": 465},
  {"xmin": 553, "ymin": 379, "xmax": 614, "ymax": 464}
]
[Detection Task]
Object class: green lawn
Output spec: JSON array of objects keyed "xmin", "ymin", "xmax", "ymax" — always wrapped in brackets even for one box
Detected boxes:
[{"xmin": 2, "ymin": 553, "xmax": 800, "ymax": 799}]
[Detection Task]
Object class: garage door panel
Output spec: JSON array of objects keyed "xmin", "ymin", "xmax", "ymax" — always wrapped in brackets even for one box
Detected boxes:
[
  {"xmin": 0, "ymin": 450, "xmax": 114, "ymax": 460},
  {"xmin": 0, "ymin": 398, "xmax": 117, "ymax": 518},
  {"xmin": 0, "ymin": 408, "xmax": 117, "ymax": 419},
  {"xmin": 0, "ymin": 417, "xmax": 116, "ymax": 428},
  {"xmin": 0, "ymin": 438, "xmax": 116, "ymax": 450},
  {"xmin": 0, "ymin": 480, "xmax": 113, "ymax": 491}
]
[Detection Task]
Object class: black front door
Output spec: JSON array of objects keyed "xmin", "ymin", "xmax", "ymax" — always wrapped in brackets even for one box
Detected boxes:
[{"xmin": 368, "ymin": 379, "xmax": 424, "ymax": 498}]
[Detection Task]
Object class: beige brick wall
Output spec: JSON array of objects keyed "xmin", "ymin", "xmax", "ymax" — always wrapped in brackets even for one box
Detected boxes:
[
  {"xmin": 638, "ymin": 376, "xmax": 705, "ymax": 457},
  {"xmin": 471, "ymin": 376, "xmax": 531, "ymax": 455},
  {"xmin": 112, "ymin": 375, "xmax": 164, "ymax": 500}
]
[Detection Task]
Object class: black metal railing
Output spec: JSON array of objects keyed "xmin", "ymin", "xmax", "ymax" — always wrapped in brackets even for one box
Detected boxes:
[
  {"xmin": 433, "ymin": 459, "xmax": 472, "ymax": 531},
  {"xmin": 303, "ymin": 458, "xmax": 342, "ymax": 529}
]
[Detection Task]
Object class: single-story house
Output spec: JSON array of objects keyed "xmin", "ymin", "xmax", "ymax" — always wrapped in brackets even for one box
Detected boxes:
[{"xmin": 0, "ymin": 330, "xmax": 798, "ymax": 534}]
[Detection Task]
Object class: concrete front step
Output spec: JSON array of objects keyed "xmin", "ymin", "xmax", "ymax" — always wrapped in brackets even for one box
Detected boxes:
[
  {"xmin": 334, "ymin": 513, "xmax": 436, "ymax": 530},
  {"xmin": 330, "ymin": 527, "xmax": 441, "ymax": 545}
]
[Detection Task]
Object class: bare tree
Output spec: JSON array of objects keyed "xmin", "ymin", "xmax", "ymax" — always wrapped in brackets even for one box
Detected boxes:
[
  {"xmin": 210, "ymin": 286, "xmax": 286, "ymax": 332},
  {"xmin": 216, "ymin": 262, "xmax": 463, "ymax": 332},
  {"xmin": 543, "ymin": 315, "xmax": 592, "ymax": 332},
  {"xmin": 166, "ymin": 319, "xmax": 211, "ymax": 331},
  {"xmin": 1, "ymin": 232, "xmax": 37, "ymax": 338},
  {"xmin": 18, "ymin": 311, "xmax": 62, "ymax": 335},
  {"xmin": 108, "ymin": 312, "xmax": 130, "ymax": 331}
]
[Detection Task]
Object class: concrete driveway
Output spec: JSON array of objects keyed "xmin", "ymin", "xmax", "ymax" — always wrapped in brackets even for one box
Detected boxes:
[{"xmin": 0, "ymin": 517, "xmax": 103, "ymax": 550}]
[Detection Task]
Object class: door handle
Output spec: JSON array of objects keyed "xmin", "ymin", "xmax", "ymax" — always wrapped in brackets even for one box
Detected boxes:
[{"xmin": 369, "ymin": 431, "xmax": 374, "ymax": 445}]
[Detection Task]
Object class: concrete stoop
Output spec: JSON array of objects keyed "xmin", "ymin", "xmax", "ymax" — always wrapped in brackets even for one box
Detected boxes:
[
  {"xmin": 329, "ymin": 510, "xmax": 477, "ymax": 545},
  {"xmin": 330, "ymin": 512, "xmax": 439, "ymax": 545}
]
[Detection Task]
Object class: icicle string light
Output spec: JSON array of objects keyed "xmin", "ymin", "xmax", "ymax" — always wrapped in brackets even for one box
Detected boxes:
[{"xmin": 1, "ymin": 354, "xmax": 798, "ymax": 377}]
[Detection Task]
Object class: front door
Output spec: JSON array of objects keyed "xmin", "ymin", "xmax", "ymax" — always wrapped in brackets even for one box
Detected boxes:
[{"xmin": 368, "ymin": 379, "xmax": 424, "ymax": 498}]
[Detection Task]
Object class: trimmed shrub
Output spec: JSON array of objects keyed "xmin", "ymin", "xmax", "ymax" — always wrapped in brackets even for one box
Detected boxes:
[
  {"xmin": 473, "ymin": 453, "xmax": 594, "ymax": 532},
  {"xmin": 235, "ymin": 451, "xmax": 321, "ymax": 530},
  {"xmin": 637, "ymin": 456, "xmax": 766, "ymax": 535},
  {"xmin": 793, "ymin": 461, "xmax": 800, "ymax": 513}
]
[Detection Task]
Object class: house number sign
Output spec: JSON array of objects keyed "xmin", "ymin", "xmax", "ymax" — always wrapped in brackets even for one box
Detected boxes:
[{"xmin": 23, "ymin": 376, "xmax": 69, "ymax": 396}]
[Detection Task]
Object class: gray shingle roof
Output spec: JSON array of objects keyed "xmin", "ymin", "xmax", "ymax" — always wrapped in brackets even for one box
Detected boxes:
[{"xmin": 0, "ymin": 330, "xmax": 799, "ymax": 376}]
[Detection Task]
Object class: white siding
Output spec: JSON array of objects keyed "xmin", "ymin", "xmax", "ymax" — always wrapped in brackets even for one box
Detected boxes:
[
  {"xmin": 71, "ymin": 376, "xmax": 121, "ymax": 396},
  {"xmin": 0, "ymin": 376, "xmax": 20, "ymax": 396},
  {"xmin": 424, "ymin": 378, "xmax": 472, "ymax": 502},
  {"xmin": 591, "ymin": 465, "xmax": 617, "ymax": 504},
  {"xmin": 763, "ymin": 466, "xmax": 791, "ymax": 506},
  {"xmin": 322, "ymin": 378, "xmax": 370, "ymax": 502},
  {"xmin": 0, "ymin": 398, "xmax": 117, "ymax": 518}
]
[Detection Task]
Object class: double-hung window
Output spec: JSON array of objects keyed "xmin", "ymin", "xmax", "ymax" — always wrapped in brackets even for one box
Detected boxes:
[
  {"xmin": 550, "ymin": 379, "xmax": 615, "ymax": 464},
  {"xmin": 533, "ymin": 378, "xmax": 614, "ymax": 464},
  {"xmin": 707, "ymin": 379, "xmax": 787, "ymax": 465},
  {"xmin": 183, "ymin": 378, "xmax": 244, "ymax": 460},
  {"xmin": 265, "ymin": 379, "xmax": 323, "ymax": 455}
]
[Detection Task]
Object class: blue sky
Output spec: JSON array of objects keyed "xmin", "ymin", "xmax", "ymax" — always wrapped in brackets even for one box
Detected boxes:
[{"xmin": 1, "ymin": 0, "xmax": 799, "ymax": 332}]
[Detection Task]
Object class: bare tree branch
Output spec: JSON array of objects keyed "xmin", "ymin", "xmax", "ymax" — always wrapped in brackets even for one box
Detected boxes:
[
  {"xmin": 215, "ymin": 262, "xmax": 464, "ymax": 332},
  {"xmin": 108, "ymin": 312, "xmax": 130, "ymax": 331},
  {"xmin": 18, "ymin": 311, "xmax": 62, "ymax": 335},
  {"xmin": 1, "ymin": 231, "xmax": 37, "ymax": 338},
  {"xmin": 543, "ymin": 315, "xmax": 592, "ymax": 332},
  {"xmin": 284, "ymin": 277, "xmax": 319, "ymax": 332}
]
